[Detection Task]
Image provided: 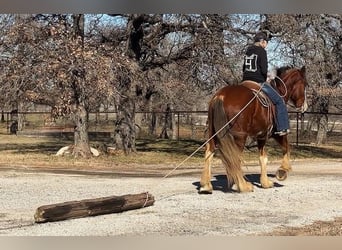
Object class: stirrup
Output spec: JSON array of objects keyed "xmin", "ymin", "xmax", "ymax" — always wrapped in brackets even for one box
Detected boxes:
[{"xmin": 274, "ymin": 129, "xmax": 290, "ymax": 136}]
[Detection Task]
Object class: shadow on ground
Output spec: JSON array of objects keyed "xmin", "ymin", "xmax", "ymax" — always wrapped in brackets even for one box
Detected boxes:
[
  {"xmin": 0, "ymin": 142, "xmax": 70, "ymax": 154},
  {"xmin": 192, "ymin": 174, "xmax": 284, "ymax": 193},
  {"xmin": 136, "ymin": 138, "xmax": 204, "ymax": 156},
  {"xmin": 1, "ymin": 135, "xmax": 341, "ymax": 161}
]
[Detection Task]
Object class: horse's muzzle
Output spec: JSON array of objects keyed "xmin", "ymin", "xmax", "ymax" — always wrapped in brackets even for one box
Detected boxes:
[{"xmin": 298, "ymin": 100, "xmax": 308, "ymax": 113}]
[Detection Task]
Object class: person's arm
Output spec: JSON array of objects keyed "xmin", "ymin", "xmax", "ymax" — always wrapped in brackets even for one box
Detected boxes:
[{"xmin": 259, "ymin": 49, "xmax": 268, "ymax": 81}]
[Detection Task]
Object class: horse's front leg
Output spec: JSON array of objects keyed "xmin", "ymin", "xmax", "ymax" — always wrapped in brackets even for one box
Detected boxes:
[
  {"xmin": 199, "ymin": 142, "xmax": 215, "ymax": 194},
  {"xmin": 273, "ymin": 135, "xmax": 292, "ymax": 181},
  {"xmin": 257, "ymin": 139, "xmax": 274, "ymax": 188}
]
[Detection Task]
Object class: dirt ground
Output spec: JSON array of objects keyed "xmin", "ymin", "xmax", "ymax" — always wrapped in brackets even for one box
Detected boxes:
[{"xmin": 0, "ymin": 158, "xmax": 341, "ymax": 236}]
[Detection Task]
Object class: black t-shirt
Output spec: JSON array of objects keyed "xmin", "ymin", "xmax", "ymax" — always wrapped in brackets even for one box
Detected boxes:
[{"xmin": 242, "ymin": 45, "xmax": 268, "ymax": 83}]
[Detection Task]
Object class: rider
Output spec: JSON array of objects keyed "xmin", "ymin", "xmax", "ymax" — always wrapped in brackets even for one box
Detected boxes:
[{"xmin": 242, "ymin": 31, "xmax": 290, "ymax": 136}]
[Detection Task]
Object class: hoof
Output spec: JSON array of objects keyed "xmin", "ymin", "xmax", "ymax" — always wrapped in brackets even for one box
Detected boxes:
[
  {"xmin": 276, "ymin": 169, "xmax": 288, "ymax": 181},
  {"xmin": 234, "ymin": 182, "xmax": 254, "ymax": 193},
  {"xmin": 240, "ymin": 184, "xmax": 254, "ymax": 193},
  {"xmin": 261, "ymin": 178, "xmax": 274, "ymax": 189},
  {"xmin": 199, "ymin": 187, "xmax": 213, "ymax": 194}
]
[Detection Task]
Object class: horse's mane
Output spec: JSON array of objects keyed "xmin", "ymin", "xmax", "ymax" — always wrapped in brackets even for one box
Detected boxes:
[
  {"xmin": 276, "ymin": 66, "xmax": 292, "ymax": 76},
  {"xmin": 272, "ymin": 66, "xmax": 294, "ymax": 90},
  {"xmin": 273, "ymin": 65, "xmax": 308, "ymax": 89}
]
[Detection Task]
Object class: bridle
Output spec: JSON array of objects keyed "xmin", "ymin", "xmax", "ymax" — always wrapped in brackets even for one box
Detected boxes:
[{"xmin": 271, "ymin": 74, "xmax": 308, "ymax": 113}]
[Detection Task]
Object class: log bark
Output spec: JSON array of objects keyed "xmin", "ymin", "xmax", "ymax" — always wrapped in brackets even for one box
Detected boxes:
[{"xmin": 34, "ymin": 192, "xmax": 154, "ymax": 223}]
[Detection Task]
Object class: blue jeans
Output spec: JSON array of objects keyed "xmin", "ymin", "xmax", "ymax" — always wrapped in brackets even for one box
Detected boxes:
[{"xmin": 260, "ymin": 83, "xmax": 289, "ymax": 131}]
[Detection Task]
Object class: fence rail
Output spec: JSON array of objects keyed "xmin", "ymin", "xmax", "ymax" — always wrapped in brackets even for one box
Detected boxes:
[{"xmin": 1, "ymin": 110, "xmax": 342, "ymax": 145}]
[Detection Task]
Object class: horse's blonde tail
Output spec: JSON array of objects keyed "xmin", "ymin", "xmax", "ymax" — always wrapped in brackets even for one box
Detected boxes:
[{"xmin": 210, "ymin": 97, "xmax": 243, "ymax": 187}]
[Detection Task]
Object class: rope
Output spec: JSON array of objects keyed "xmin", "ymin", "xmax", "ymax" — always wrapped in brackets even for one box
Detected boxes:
[
  {"xmin": 142, "ymin": 192, "xmax": 149, "ymax": 208},
  {"xmin": 273, "ymin": 76, "xmax": 287, "ymax": 98},
  {"xmin": 162, "ymin": 83, "xmax": 264, "ymax": 179},
  {"xmin": 141, "ymin": 83, "xmax": 266, "ymax": 203},
  {"xmin": 273, "ymin": 75, "xmax": 307, "ymax": 112}
]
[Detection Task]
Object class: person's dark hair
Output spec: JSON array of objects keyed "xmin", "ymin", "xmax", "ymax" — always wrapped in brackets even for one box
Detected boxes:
[{"xmin": 254, "ymin": 31, "xmax": 270, "ymax": 42}]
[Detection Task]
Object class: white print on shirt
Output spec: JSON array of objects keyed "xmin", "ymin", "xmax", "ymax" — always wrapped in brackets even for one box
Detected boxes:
[{"xmin": 244, "ymin": 54, "xmax": 258, "ymax": 72}]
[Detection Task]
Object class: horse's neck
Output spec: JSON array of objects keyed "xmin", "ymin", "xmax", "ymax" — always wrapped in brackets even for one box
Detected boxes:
[{"xmin": 274, "ymin": 76, "xmax": 292, "ymax": 103}]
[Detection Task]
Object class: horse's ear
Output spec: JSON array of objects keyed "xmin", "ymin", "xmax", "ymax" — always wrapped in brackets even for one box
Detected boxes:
[{"xmin": 300, "ymin": 66, "xmax": 306, "ymax": 75}]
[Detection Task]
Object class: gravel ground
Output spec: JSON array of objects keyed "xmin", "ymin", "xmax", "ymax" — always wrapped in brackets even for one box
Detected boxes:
[{"xmin": 0, "ymin": 159, "xmax": 341, "ymax": 236}]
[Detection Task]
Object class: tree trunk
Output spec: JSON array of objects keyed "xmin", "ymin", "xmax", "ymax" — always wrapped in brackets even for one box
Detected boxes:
[
  {"xmin": 73, "ymin": 104, "xmax": 92, "ymax": 158},
  {"xmin": 159, "ymin": 104, "xmax": 173, "ymax": 139},
  {"xmin": 95, "ymin": 110, "xmax": 100, "ymax": 125},
  {"xmin": 144, "ymin": 94, "xmax": 157, "ymax": 136},
  {"xmin": 316, "ymin": 114, "xmax": 328, "ymax": 145},
  {"xmin": 315, "ymin": 96, "xmax": 329, "ymax": 145},
  {"xmin": 149, "ymin": 111, "xmax": 157, "ymax": 136},
  {"xmin": 113, "ymin": 95, "xmax": 137, "ymax": 154},
  {"xmin": 70, "ymin": 14, "xmax": 92, "ymax": 158},
  {"xmin": 306, "ymin": 116, "xmax": 314, "ymax": 138},
  {"xmin": 17, "ymin": 102, "xmax": 25, "ymax": 131},
  {"xmin": 104, "ymin": 101, "xmax": 109, "ymax": 121},
  {"xmin": 170, "ymin": 104, "xmax": 176, "ymax": 140}
]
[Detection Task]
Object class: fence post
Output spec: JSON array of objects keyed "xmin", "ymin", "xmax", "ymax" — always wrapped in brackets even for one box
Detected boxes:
[
  {"xmin": 6, "ymin": 112, "xmax": 9, "ymax": 134},
  {"xmin": 296, "ymin": 112, "xmax": 299, "ymax": 146},
  {"xmin": 177, "ymin": 111, "xmax": 180, "ymax": 141}
]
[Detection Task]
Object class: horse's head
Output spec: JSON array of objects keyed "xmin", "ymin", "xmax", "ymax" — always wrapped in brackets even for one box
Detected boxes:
[{"xmin": 274, "ymin": 66, "xmax": 308, "ymax": 113}]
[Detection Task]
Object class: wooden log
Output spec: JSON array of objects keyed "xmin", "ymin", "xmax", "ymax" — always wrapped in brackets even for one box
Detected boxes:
[{"xmin": 34, "ymin": 192, "xmax": 154, "ymax": 223}]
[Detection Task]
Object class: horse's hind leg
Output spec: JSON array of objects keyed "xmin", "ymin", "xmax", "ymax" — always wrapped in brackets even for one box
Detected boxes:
[
  {"xmin": 231, "ymin": 137, "xmax": 254, "ymax": 192},
  {"xmin": 257, "ymin": 139, "xmax": 274, "ymax": 188},
  {"xmin": 199, "ymin": 142, "xmax": 215, "ymax": 194}
]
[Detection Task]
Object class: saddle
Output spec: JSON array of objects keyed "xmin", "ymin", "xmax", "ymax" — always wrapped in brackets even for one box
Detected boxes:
[
  {"xmin": 240, "ymin": 80, "xmax": 275, "ymax": 135},
  {"xmin": 240, "ymin": 81, "xmax": 271, "ymax": 107}
]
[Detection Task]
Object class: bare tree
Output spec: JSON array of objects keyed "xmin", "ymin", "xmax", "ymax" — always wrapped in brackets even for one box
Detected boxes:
[
  {"xmin": 2, "ymin": 13, "xmax": 340, "ymax": 156},
  {"xmin": 0, "ymin": 14, "xmax": 114, "ymax": 157},
  {"xmin": 107, "ymin": 14, "xmax": 240, "ymax": 147},
  {"xmin": 262, "ymin": 14, "xmax": 342, "ymax": 144}
]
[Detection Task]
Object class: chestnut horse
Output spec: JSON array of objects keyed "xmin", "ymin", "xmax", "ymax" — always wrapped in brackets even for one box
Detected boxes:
[{"xmin": 199, "ymin": 66, "xmax": 308, "ymax": 193}]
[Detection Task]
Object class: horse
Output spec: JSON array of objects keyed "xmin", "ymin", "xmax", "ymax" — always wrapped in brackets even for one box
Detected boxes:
[{"xmin": 199, "ymin": 66, "xmax": 308, "ymax": 193}]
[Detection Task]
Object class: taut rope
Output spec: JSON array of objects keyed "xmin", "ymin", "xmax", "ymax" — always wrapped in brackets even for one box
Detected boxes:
[{"xmin": 162, "ymin": 83, "xmax": 264, "ymax": 178}]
